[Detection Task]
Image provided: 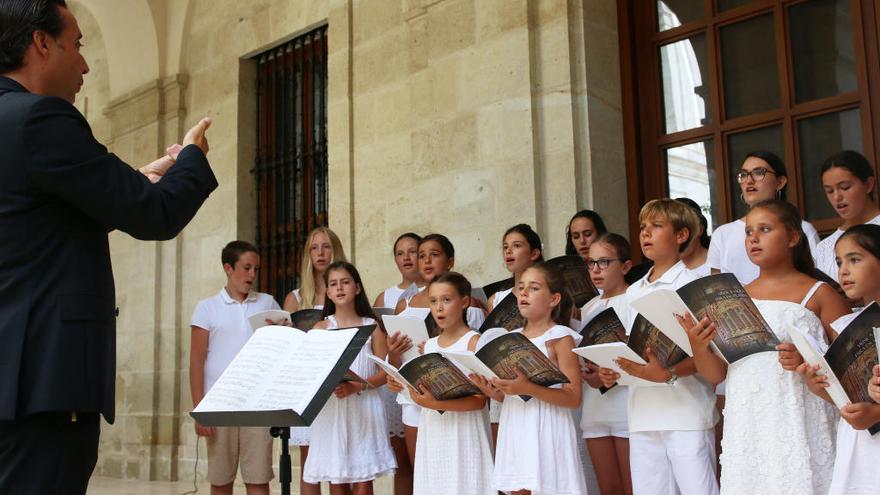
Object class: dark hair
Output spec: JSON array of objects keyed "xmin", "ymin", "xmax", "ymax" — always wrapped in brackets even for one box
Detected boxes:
[
  {"xmin": 429, "ymin": 271, "xmax": 472, "ymax": 323},
  {"xmin": 565, "ymin": 210, "xmax": 608, "ymax": 256},
  {"xmin": 749, "ymin": 199, "xmax": 815, "ymax": 277},
  {"xmin": 523, "ymin": 263, "xmax": 572, "ymax": 326},
  {"xmin": 592, "ymin": 232, "xmax": 631, "ymax": 262},
  {"xmin": 503, "ymin": 224, "xmax": 544, "ymax": 262},
  {"xmin": 419, "ymin": 233, "xmax": 455, "ymax": 259},
  {"xmin": 836, "ymin": 224, "xmax": 880, "ymax": 263},
  {"xmin": 675, "ymin": 197, "xmax": 710, "ymax": 249},
  {"xmin": 321, "ymin": 261, "xmax": 377, "ymax": 321},
  {"xmin": 221, "ymin": 240, "xmax": 258, "ymax": 267},
  {"xmin": 821, "ymin": 150, "xmax": 876, "ymax": 200},
  {"xmin": 0, "ymin": 0, "xmax": 67, "ymax": 73},
  {"xmin": 393, "ymin": 232, "xmax": 422, "ymax": 254},
  {"xmin": 745, "ymin": 150, "xmax": 788, "ymax": 200}
]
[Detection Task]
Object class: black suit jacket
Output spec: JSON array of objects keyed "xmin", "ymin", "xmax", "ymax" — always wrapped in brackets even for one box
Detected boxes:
[{"xmin": 0, "ymin": 76, "xmax": 218, "ymax": 423}]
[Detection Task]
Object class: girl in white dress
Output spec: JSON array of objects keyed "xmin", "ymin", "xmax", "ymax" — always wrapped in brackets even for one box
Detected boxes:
[
  {"xmin": 303, "ymin": 261, "xmax": 397, "ymax": 493},
  {"xmin": 486, "ymin": 224, "xmax": 544, "ymax": 441},
  {"xmin": 579, "ymin": 233, "xmax": 633, "ymax": 495},
  {"xmin": 373, "ymin": 232, "xmax": 425, "ymax": 495},
  {"xmin": 474, "ymin": 263, "xmax": 587, "ymax": 495},
  {"xmin": 814, "ymin": 151, "xmax": 880, "ymax": 281},
  {"xmin": 708, "ymin": 151, "xmax": 819, "ymax": 285},
  {"xmin": 799, "ymin": 224, "xmax": 880, "ymax": 494},
  {"xmin": 387, "ymin": 234, "xmax": 487, "ymax": 475},
  {"xmin": 683, "ymin": 199, "xmax": 850, "ymax": 495},
  {"xmin": 374, "ymin": 232, "xmax": 425, "ymax": 309},
  {"xmin": 387, "ymin": 272, "xmax": 494, "ymax": 495},
  {"xmin": 282, "ymin": 226, "xmax": 347, "ymax": 495}
]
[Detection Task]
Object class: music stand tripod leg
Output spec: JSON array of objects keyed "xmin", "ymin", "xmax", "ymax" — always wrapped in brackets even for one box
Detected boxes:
[{"xmin": 270, "ymin": 426, "xmax": 292, "ymax": 495}]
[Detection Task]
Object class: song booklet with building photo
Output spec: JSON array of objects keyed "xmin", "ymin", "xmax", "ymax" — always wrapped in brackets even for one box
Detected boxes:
[
  {"xmin": 443, "ymin": 332, "xmax": 569, "ymax": 401},
  {"xmin": 790, "ymin": 302, "xmax": 880, "ymax": 435},
  {"xmin": 368, "ymin": 354, "xmax": 481, "ymax": 412},
  {"xmin": 574, "ymin": 311, "xmax": 686, "ymax": 388},
  {"xmin": 191, "ymin": 324, "xmax": 374, "ymax": 427},
  {"xmin": 630, "ymin": 273, "xmax": 779, "ymax": 364},
  {"xmin": 573, "ymin": 307, "xmax": 628, "ymax": 392},
  {"xmin": 478, "ymin": 292, "xmax": 524, "ymax": 333},
  {"xmin": 546, "ymin": 255, "xmax": 599, "ymax": 307}
]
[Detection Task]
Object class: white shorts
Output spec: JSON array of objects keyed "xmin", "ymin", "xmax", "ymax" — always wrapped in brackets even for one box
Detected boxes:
[
  {"xmin": 582, "ymin": 421, "xmax": 630, "ymax": 439},
  {"xmin": 401, "ymin": 404, "xmax": 421, "ymax": 428}
]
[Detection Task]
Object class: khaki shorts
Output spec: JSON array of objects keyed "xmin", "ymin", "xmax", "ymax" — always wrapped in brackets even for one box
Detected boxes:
[{"xmin": 206, "ymin": 426, "xmax": 274, "ymax": 485}]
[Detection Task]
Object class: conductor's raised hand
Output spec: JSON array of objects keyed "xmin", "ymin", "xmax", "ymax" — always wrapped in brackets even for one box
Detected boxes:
[{"xmin": 183, "ymin": 117, "xmax": 212, "ymax": 155}]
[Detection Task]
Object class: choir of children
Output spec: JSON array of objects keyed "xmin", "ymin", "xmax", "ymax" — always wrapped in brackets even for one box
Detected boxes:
[{"xmin": 190, "ymin": 149, "xmax": 880, "ymax": 495}]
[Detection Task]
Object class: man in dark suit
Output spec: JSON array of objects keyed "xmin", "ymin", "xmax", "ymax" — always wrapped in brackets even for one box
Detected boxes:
[{"xmin": 0, "ymin": 1, "xmax": 219, "ymax": 493}]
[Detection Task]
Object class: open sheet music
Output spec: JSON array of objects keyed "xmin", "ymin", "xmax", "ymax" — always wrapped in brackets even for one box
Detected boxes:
[{"xmin": 191, "ymin": 324, "xmax": 374, "ymax": 427}]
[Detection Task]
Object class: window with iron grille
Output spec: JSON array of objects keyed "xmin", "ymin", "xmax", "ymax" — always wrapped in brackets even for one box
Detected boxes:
[{"xmin": 253, "ymin": 26, "xmax": 328, "ymax": 303}]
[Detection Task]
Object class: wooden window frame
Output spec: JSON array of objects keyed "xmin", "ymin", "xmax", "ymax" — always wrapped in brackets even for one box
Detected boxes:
[{"xmin": 618, "ymin": 0, "xmax": 880, "ymax": 256}]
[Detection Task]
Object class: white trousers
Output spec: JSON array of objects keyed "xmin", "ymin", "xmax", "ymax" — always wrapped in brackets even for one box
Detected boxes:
[{"xmin": 630, "ymin": 429, "xmax": 718, "ymax": 495}]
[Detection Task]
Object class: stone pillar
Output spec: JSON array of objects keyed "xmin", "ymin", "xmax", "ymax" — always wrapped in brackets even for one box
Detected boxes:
[{"xmin": 98, "ymin": 75, "xmax": 189, "ymax": 481}]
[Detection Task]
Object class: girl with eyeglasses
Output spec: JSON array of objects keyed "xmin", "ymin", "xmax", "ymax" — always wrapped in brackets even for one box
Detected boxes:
[
  {"xmin": 579, "ymin": 232, "xmax": 635, "ymax": 495},
  {"xmin": 813, "ymin": 150, "xmax": 880, "ymax": 282},
  {"xmin": 707, "ymin": 151, "xmax": 820, "ymax": 285}
]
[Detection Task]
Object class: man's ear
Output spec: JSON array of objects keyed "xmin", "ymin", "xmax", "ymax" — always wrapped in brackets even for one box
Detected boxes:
[{"xmin": 32, "ymin": 30, "xmax": 52, "ymax": 56}]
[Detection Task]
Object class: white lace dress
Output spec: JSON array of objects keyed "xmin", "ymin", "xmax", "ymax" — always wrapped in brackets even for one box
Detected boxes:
[
  {"xmin": 413, "ymin": 331, "xmax": 494, "ymax": 495},
  {"xmin": 493, "ymin": 325, "xmax": 588, "ymax": 494},
  {"xmin": 302, "ymin": 316, "xmax": 397, "ymax": 483},
  {"xmin": 720, "ymin": 286, "xmax": 838, "ymax": 495}
]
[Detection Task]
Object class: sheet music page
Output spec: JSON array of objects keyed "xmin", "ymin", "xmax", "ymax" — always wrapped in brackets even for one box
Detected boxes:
[{"xmin": 193, "ymin": 326, "xmax": 356, "ymax": 413}]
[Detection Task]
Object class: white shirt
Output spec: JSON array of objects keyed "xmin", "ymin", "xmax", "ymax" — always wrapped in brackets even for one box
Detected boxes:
[
  {"xmin": 580, "ymin": 293, "xmax": 633, "ymax": 424},
  {"xmin": 191, "ymin": 288, "xmax": 280, "ymax": 393},
  {"xmin": 707, "ymin": 219, "xmax": 820, "ymax": 285},
  {"xmin": 381, "ymin": 285, "xmax": 406, "ymax": 309},
  {"xmin": 625, "ymin": 261, "xmax": 719, "ymax": 432},
  {"xmin": 815, "ymin": 213, "xmax": 880, "ymax": 282}
]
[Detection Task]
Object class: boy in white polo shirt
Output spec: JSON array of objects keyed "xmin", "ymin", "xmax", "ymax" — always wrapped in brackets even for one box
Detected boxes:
[
  {"xmin": 190, "ymin": 241, "xmax": 279, "ymax": 495},
  {"xmin": 599, "ymin": 199, "xmax": 719, "ymax": 495}
]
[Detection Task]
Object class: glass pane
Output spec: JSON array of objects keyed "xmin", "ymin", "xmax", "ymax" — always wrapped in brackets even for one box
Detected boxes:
[
  {"xmin": 717, "ymin": 0, "xmax": 754, "ymax": 12},
  {"xmin": 720, "ymin": 14, "xmax": 780, "ymax": 119},
  {"xmin": 657, "ymin": 0, "xmax": 704, "ymax": 31},
  {"xmin": 660, "ymin": 34, "xmax": 711, "ymax": 134},
  {"xmin": 726, "ymin": 125, "xmax": 784, "ymax": 220},
  {"xmin": 666, "ymin": 140, "xmax": 719, "ymax": 232},
  {"xmin": 798, "ymin": 109, "xmax": 863, "ymax": 221},
  {"xmin": 789, "ymin": 0, "xmax": 857, "ymax": 103}
]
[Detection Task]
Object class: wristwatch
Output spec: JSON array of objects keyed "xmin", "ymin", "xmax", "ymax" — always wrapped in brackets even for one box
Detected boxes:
[{"xmin": 665, "ymin": 368, "xmax": 678, "ymax": 386}]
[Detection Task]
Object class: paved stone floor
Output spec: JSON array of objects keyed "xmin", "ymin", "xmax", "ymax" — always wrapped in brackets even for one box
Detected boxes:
[{"xmin": 88, "ymin": 476, "xmax": 394, "ymax": 494}]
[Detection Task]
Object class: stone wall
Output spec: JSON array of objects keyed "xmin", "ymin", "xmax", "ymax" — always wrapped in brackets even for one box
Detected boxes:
[{"xmin": 68, "ymin": 0, "xmax": 628, "ymax": 484}]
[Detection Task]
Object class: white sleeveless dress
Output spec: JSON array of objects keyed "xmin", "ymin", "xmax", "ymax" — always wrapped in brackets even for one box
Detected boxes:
[
  {"xmin": 302, "ymin": 316, "xmax": 397, "ymax": 483},
  {"xmin": 289, "ymin": 288, "xmax": 324, "ymax": 446},
  {"xmin": 488, "ymin": 288, "xmax": 513, "ymax": 424},
  {"xmin": 493, "ymin": 325, "xmax": 588, "ymax": 494},
  {"xmin": 380, "ymin": 285, "xmax": 407, "ymax": 438},
  {"xmin": 413, "ymin": 331, "xmax": 494, "ymax": 495},
  {"xmin": 720, "ymin": 283, "xmax": 838, "ymax": 495}
]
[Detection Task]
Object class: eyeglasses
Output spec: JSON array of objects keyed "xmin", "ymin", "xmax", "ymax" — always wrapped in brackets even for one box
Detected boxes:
[
  {"xmin": 736, "ymin": 167, "xmax": 776, "ymax": 183},
  {"xmin": 586, "ymin": 258, "xmax": 621, "ymax": 270}
]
